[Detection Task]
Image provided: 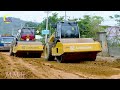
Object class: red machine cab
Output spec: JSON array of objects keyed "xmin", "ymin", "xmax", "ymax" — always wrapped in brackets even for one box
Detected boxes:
[{"xmin": 18, "ymin": 27, "xmax": 35, "ymax": 41}]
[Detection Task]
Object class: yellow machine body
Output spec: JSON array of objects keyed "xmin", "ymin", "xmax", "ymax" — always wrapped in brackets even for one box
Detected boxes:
[
  {"xmin": 12, "ymin": 41, "xmax": 43, "ymax": 57},
  {"xmin": 13, "ymin": 43, "xmax": 43, "ymax": 53},
  {"xmin": 52, "ymin": 40, "xmax": 102, "ymax": 56}
]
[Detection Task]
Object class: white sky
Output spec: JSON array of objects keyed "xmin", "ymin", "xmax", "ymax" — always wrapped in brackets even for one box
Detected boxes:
[{"xmin": 0, "ymin": 11, "xmax": 120, "ymax": 26}]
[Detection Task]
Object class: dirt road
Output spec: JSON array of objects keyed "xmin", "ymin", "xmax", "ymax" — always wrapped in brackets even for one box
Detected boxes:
[
  {"xmin": 0, "ymin": 52, "xmax": 120, "ymax": 79},
  {"xmin": 0, "ymin": 52, "xmax": 84, "ymax": 79}
]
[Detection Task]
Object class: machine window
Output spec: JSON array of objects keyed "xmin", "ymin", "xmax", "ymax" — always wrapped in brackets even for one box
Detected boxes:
[{"xmin": 61, "ymin": 25, "xmax": 79, "ymax": 38}]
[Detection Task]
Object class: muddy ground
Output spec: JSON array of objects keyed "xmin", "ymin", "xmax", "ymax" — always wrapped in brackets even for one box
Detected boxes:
[{"xmin": 0, "ymin": 52, "xmax": 120, "ymax": 79}]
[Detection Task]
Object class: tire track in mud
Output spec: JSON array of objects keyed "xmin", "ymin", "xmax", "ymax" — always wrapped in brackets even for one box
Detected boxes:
[
  {"xmin": 40, "ymin": 63, "xmax": 83, "ymax": 79},
  {"xmin": 2, "ymin": 52, "xmax": 120, "ymax": 79},
  {"xmin": 0, "ymin": 53, "xmax": 21, "ymax": 79},
  {"xmin": 16, "ymin": 58, "xmax": 83, "ymax": 79},
  {"xmin": 0, "ymin": 52, "xmax": 84, "ymax": 79},
  {"xmin": 0, "ymin": 53, "xmax": 48, "ymax": 79},
  {"xmin": 0, "ymin": 53, "xmax": 37, "ymax": 79}
]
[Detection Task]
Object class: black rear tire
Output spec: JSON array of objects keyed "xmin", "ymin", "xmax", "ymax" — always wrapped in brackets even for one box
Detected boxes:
[
  {"xmin": 44, "ymin": 43, "xmax": 55, "ymax": 61},
  {"xmin": 9, "ymin": 47, "xmax": 14, "ymax": 56},
  {"xmin": 56, "ymin": 55, "xmax": 65, "ymax": 63}
]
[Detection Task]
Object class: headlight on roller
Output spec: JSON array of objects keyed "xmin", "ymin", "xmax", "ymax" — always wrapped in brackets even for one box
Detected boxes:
[{"xmin": 26, "ymin": 38, "xmax": 29, "ymax": 41}]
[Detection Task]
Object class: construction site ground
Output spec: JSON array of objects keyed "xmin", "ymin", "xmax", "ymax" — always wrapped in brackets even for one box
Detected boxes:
[{"xmin": 0, "ymin": 52, "xmax": 120, "ymax": 79}]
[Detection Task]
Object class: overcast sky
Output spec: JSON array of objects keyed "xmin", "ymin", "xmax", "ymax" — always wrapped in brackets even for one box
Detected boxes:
[{"xmin": 0, "ymin": 11, "xmax": 120, "ymax": 26}]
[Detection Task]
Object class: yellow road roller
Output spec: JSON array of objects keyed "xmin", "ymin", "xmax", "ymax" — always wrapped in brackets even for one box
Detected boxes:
[
  {"xmin": 10, "ymin": 27, "xmax": 43, "ymax": 58},
  {"xmin": 44, "ymin": 21, "xmax": 102, "ymax": 63}
]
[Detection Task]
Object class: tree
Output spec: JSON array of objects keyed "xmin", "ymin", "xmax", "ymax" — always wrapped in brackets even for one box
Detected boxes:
[
  {"xmin": 109, "ymin": 14, "xmax": 120, "ymax": 26},
  {"xmin": 37, "ymin": 13, "xmax": 105, "ymax": 40},
  {"xmin": 77, "ymin": 15, "xmax": 105, "ymax": 38}
]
